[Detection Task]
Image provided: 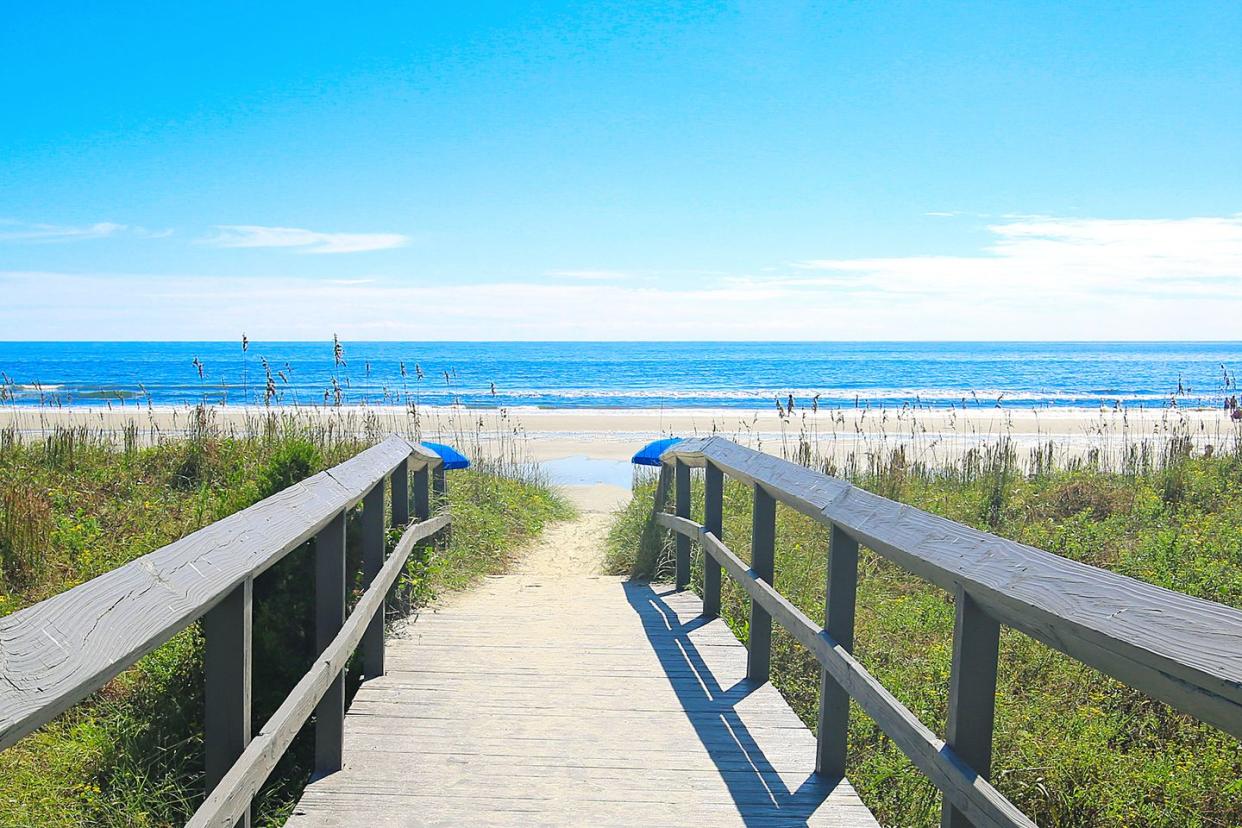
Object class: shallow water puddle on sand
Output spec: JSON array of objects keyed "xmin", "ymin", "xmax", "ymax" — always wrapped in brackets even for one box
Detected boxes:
[{"xmin": 541, "ymin": 454, "xmax": 633, "ymax": 488}]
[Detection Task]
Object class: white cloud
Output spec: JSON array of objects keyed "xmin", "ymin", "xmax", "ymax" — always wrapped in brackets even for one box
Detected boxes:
[
  {"xmin": 204, "ymin": 225, "xmax": 409, "ymax": 254},
  {"xmin": 793, "ymin": 214, "xmax": 1242, "ymax": 301},
  {"xmin": 545, "ymin": 269, "xmax": 630, "ymax": 281},
  {"xmin": 3, "ymin": 214, "xmax": 1241, "ymax": 340},
  {"xmin": 0, "ymin": 220, "xmax": 127, "ymax": 242}
]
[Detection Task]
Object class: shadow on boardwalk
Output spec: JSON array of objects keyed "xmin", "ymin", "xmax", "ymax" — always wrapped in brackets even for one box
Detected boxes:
[{"xmin": 624, "ymin": 581, "xmax": 846, "ymax": 827}]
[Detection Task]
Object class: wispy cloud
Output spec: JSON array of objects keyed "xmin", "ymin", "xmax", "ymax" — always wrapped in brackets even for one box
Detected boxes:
[
  {"xmin": 204, "ymin": 225, "xmax": 409, "ymax": 254},
  {"xmin": 0, "ymin": 220, "xmax": 173, "ymax": 243},
  {"xmin": 0, "ymin": 220, "xmax": 126, "ymax": 243},
  {"xmin": 545, "ymin": 269, "xmax": 631, "ymax": 281},
  {"xmin": 791, "ymin": 214, "xmax": 1242, "ymax": 301},
  {"xmin": 4, "ymin": 214, "xmax": 1241, "ymax": 340}
]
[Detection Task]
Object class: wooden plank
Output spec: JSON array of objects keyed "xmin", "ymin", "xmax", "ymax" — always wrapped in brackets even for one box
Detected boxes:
[
  {"xmin": 748, "ymin": 483, "xmax": 776, "ymax": 684},
  {"xmin": 674, "ymin": 459, "xmax": 691, "ymax": 590},
  {"xmin": 0, "ymin": 435, "xmax": 419, "ymax": 751},
  {"xmin": 703, "ymin": 461, "xmax": 724, "ymax": 617},
  {"xmin": 663, "ymin": 436, "xmax": 1242, "ymax": 739},
  {"xmin": 360, "ymin": 483, "xmax": 386, "ymax": 680},
  {"xmin": 942, "ymin": 589, "xmax": 1001, "ymax": 828},
  {"xmin": 186, "ymin": 513, "xmax": 450, "ymax": 828},
  {"xmin": 286, "ymin": 571, "xmax": 877, "ymax": 828},
  {"xmin": 314, "ymin": 511, "xmax": 347, "ymax": 776},
  {"xmin": 390, "ymin": 458, "xmax": 409, "ymax": 527},
  {"xmin": 818, "ymin": 525, "xmax": 857, "ymax": 779},
  {"xmin": 661, "ymin": 515, "xmax": 1032, "ymax": 828},
  {"xmin": 203, "ymin": 577, "xmax": 252, "ymax": 828}
]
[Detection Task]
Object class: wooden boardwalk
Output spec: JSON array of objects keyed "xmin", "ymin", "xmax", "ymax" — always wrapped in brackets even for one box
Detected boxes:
[{"xmin": 287, "ymin": 570, "xmax": 876, "ymax": 827}]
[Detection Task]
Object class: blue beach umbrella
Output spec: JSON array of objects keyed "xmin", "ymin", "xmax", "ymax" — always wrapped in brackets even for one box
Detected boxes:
[
  {"xmin": 420, "ymin": 441, "xmax": 470, "ymax": 470},
  {"xmin": 631, "ymin": 437, "xmax": 683, "ymax": 467}
]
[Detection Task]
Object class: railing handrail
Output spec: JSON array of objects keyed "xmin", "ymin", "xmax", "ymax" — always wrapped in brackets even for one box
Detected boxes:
[
  {"xmin": 0, "ymin": 434, "xmax": 440, "ymax": 751},
  {"xmin": 187, "ymin": 512, "xmax": 450, "ymax": 827},
  {"xmin": 658, "ymin": 436, "xmax": 1242, "ymax": 828}
]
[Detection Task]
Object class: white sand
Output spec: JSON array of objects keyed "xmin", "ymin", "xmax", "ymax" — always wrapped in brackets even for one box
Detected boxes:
[{"xmin": 3, "ymin": 403, "xmax": 1237, "ymax": 472}]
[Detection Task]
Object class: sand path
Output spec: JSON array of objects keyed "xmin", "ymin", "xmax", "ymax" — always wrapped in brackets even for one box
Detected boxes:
[{"xmin": 512, "ymin": 482, "xmax": 631, "ymax": 577}]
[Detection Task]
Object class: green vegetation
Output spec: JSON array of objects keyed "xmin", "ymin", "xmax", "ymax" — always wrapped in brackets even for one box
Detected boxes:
[
  {"xmin": 0, "ymin": 420, "xmax": 570, "ymax": 827},
  {"xmin": 607, "ymin": 442, "xmax": 1242, "ymax": 827}
]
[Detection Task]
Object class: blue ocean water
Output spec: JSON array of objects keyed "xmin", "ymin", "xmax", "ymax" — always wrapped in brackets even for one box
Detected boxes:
[{"xmin": 0, "ymin": 341, "xmax": 1239, "ymax": 410}]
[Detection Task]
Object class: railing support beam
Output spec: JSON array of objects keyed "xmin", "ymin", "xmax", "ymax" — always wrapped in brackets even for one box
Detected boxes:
[
  {"xmin": 413, "ymin": 465, "xmax": 430, "ymax": 522},
  {"xmin": 702, "ymin": 462, "xmax": 723, "ymax": 618},
  {"xmin": 314, "ymin": 510, "xmax": 347, "ymax": 777},
  {"xmin": 941, "ymin": 588, "xmax": 1001, "ymax": 828},
  {"xmin": 674, "ymin": 459, "xmax": 691, "ymax": 591},
  {"xmin": 817, "ymin": 525, "xmax": 858, "ymax": 779},
  {"xmin": 747, "ymin": 483, "xmax": 776, "ymax": 684},
  {"xmin": 361, "ymin": 481, "xmax": 386, "ymax": 680},
  {"xmin": 204, "ymin": 577, "xmax": 252, "ymax": 828},
  {"xmin": 391, "ymin": 458, "xmax": 409, "ymax": 527}
]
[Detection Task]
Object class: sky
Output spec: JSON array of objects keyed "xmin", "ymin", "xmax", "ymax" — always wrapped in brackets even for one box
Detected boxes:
[{"xmin": 2, "ymin": 1, "xmax": 1240, "ymax": 341}]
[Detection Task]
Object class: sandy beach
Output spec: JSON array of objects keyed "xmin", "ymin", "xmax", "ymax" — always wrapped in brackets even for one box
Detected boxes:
[{"xmin": 3, "ymin": 402, "xmax": 1237, "ymax": 470}]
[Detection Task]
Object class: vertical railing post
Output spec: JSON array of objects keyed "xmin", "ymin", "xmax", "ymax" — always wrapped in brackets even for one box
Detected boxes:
[
  {"xmin": 702, "ymin": 461, "xmax": 723, "ymax": 618},
  {"xmin": 413, "ymin": 463, "xmax": 430, "ymax": 522},
  {"xmin": 674, "ymin": 459, "xmax": 691, "ymax": 591},
  {"xmin": 361, "ymin": 481, "xmax": 386, "ymax": 680},
  {"xmin": 389, "ymin": 457, "xmax": 411, "ymax": 615},
  {"xmin": 391, "ymin": 457, "xmax": 409, "ymax": 527},
  {"xmin": 314, "ymin": 510, "xmax": 346, "ymax": 777},
  {"xmin": 204, "ymin": 577, "xmax": 252, "ymax": 828},
  {"xmin": 941, "ymin": 588, "xmax": 1001, "ymax": 828},
  {"xmin": 747, "ymin": 482, "xmax": 776, "ymax": 684},
  {"xmin": 816, "ymin": 525, "xmax": 858, "ymax": 779}
]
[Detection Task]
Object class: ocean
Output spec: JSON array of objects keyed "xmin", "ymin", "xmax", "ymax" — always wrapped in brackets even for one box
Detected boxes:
[{"xmin": 0, "ymin": 341, "xmax": 1239, "ymax": 410}]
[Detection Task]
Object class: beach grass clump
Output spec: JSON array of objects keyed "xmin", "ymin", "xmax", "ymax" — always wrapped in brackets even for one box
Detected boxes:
[
  {"xmin": 606, "ymin": 447, "xmax": 1242, "ymax": 827},
  {"xmin": 0, "ymin": 416, "xmax": 569, "ymax": 827}
]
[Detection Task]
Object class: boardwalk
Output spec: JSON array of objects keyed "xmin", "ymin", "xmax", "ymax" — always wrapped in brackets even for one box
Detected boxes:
[{"xmin": 287, "ymin": 511, "xmax": 876, "ymax": 827}]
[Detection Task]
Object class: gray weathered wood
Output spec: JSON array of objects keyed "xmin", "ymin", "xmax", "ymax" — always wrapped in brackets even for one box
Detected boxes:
[
  {"xmin": 663, "ymin": 436, "xmax": 1242, "ymax": 740},
  {"xmin": 204, "ymin": 577, "xmax": 252, "ymax": 828},
  {"xmin": 674, "ymin": 459, "xmax": 691, "ymax": 591},
  {"xmin": 413, "ymin": 465, "xmax": 430, "ymax": 522},
  {"xmin": 390, "ymin": 458, "xmax": 409, "ymax": 527},
  {"xmin": 818, "ymin": 525, "xmax": 858, "ymax": 779},
  {"xmin": 942, "ymin": 589, "xmax": 1001, "ymax": 828},
  {"xmin": 186, "ymin": 514, "xmax": 450, "ymax": 828},
  {"xmin": 361, "ymin": 482, "xmax": 386, "ymax": 680},
  {"xmin": 0, "ymin": 435, "xmax": 427, "ymax": 752},
  {"xmin": 702, "ymin": 462, "xmax": 724, "ymax": 618},
  {"xmin": 285, "ymin": 570, "xmax": 877, "ymax": 827},
  {"xmin": 658, "ymin": 513, "xmax": 1033, "ymax": 828},
  {"xmin": 315, "ymin": 510, "xmax": 347, "ymax": 777},
  {"xmin": 748, "ymin": 482, "xmax": 776, "ymax": 684}
]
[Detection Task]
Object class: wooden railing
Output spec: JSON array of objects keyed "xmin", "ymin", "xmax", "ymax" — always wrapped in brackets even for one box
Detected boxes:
[
  {"xmin": 655, "ymin": 436, "xmax": 1242, "ymax": 828},
  {"xmin": 0, "ymin": 435, "xmax": 451, "ymax": 828}
]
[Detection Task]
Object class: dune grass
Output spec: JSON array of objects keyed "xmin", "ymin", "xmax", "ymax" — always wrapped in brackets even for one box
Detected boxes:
[
  {"xmin": 0, "ymin": 417, "xmax": 570, "ymax": 827},
  {"xmin": 607, "ymin": 441, "xmax": 1242, "ymax": 827}
]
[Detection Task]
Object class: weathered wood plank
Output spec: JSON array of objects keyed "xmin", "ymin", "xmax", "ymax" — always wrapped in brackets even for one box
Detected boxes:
[
  {"xmin": 186, "ymin": 513, "xmax": 450, "ymax": 828},
  {"xmin": 675, "ymin": 459, "xmax": 691, "ymax": 590},
  {"xmin": 664, "ymin": 436, "xmax": 1242, "ymax": 739},
  {"xmin": 203, "ymin": 577, "xmax": 252, "ymax": 828},
  {"xmin": 0, "ymin": 435, "xmax": 426, "ymax": 751},
  {"xmin": 818, "ymin": 525, "xmax": 857, "ymax": 779},
  {"xmin": 286, "ymin": 572, "xmax": 878, "ymax": 827},
  {"xmin": 314, "ymin": 511, "xmax": 347, "ymax": 776}
]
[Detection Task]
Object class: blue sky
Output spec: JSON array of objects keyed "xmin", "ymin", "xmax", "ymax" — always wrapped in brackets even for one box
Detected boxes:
[{"xmin": 2, "ymin": 2, "xmax": 1240, "ymax": 340}]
